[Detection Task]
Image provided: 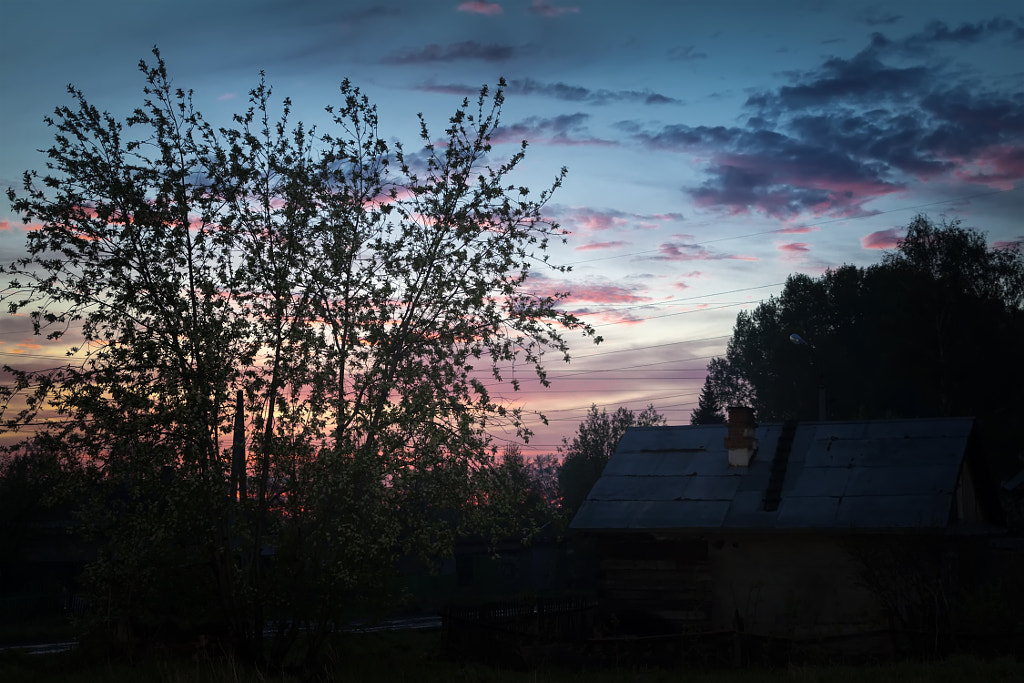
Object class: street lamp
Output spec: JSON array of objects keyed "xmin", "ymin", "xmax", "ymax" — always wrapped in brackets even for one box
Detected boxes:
[{"xmin": 790, "ymin": 333, "xmax": 827, "ymax": 421}]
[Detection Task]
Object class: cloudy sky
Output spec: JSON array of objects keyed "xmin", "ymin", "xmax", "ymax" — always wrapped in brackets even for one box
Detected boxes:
[{"xmin": 2, "ymin": 0, "xmax": 1022, "ymax": 455}]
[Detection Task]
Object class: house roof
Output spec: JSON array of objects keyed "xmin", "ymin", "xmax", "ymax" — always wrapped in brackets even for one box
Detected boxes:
[{"xmin": 571, "ymin": 417, "xmax": 977, "ymax": 533}]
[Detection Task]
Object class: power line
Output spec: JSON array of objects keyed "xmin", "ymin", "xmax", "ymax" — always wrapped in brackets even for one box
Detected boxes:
[
  {"xmin": 475, "ymin": 342, "xmax": 726, "ymax": 393},
  {"xmin": 552, "ymin": 354, "xmax": 721, "ymax": 376},
  {"xmin": 593, "ymin": 300, "xmax": 756, "ymax": 327},
  {"xmin": 0, "ymin": 350, "xmax": 75, "ymax": 360},
  {"xmin": 560, "ymin": 334, "xmax": 730, "ymax": 361},
  {"xmin": 0, "ymin": 283, "xmax": 757, "ymax": 364},
  {"xmin": 560, "ymin": 187, "xmax": 1019, "ymax": 266},
  {"xmin": 574, "ymin": 282, "xmax": 784, "ymax": 312},
  {"xmin": 523, "ymin": 390, "xmax": 702, "ymax": 416},
  {"xmin": 522, "ymin": 375, "xmax": 709, "ymax": 382}
]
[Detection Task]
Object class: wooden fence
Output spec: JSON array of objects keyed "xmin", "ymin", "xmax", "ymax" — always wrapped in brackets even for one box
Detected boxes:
[{"xmin": 441, "ymin": 596, "xmax": 597, "ymax": 666}]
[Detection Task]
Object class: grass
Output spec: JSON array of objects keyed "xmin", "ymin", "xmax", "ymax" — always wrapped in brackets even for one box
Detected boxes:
[
  {"xmin": 0, "ymin": 629, "xmax": 1021, "ymax": 683},
  {"xmin": 0, "ymin": 614, "xmax": 78, "ymax": 646}
]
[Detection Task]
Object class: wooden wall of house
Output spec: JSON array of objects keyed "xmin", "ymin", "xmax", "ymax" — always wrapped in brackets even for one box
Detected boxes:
[
  {"xmin": 706, "ymin": 534, "xmax": 884, "ymax": 640},
  {"xmin": 594, "ymin": 533, "xmax": 887, "ymax": 642},
  {"xmin": 588, "ymin": 530, "xmax": 1017, "ymax": 658},
  {"xmin": 595, "ymin": 536, "xmax": 712, "ymax": 634}
]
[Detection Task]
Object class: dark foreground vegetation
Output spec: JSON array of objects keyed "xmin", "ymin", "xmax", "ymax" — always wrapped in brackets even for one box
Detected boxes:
[
  {"xmin": 0, "ymin": 48, "xmax": 597, "ymax": 671},
  {"xmin": 2, "ymin": 630, "xmax": 1023, "ymax": 683}
]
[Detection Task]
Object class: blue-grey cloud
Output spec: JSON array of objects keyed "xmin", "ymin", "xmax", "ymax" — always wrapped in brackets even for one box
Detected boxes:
[
  {"xmin": 668, "ymin": 45, "xmax": 708, "ymax": 61},
  {"xmin": 491, "ymin": 113, "xmax": 618, "ymax": 146},
  {"xmin": 857, "ymin": 7, "xmax": 902, "ymax": 27},
  {"xmin": 414, "ymin": 78, "xmax": 680, "ymax": 105},
  {"xmin": 384, "ymin": 41, "xmax": 517, "ymax": 64},
  {"xmin": 906, "ymin": 17, "xmax": 1021, "ymax": 47},
  {"xmin": 746, "ymin": 49, "xmax": 930, "ymax": 113},
  {"xmin": 413, "ymin": 83, "xmax": 481, "ymax": 96},
  {"xmin": 527, "ymin": 0, "xmax": 579, "ymax": 17},
  {"xmin": 627, "ymin": 21, "xmax": 1024, "ymax": 219},
  {"xmin": 509, "ymin": 78, "xmax": 680, "ymax": 105}
]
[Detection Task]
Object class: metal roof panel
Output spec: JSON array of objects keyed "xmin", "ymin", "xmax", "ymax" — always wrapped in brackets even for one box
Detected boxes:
[
  {"xmin": 601, "ymin": 451, "xmax": 665, "ymax": 476},
  {"xmin": 835, "ymin": 494, "xmax": 953, "ymax": 528},
  {"xmin": 571, "ymin": 500, "xmax": 639, "ymax": 530},
  {"xmin": 789, "ymin": 466, "xmax": 850, "ymax": 497},
  {"xmin": 632, "ymin": 500, "xmax": 731, "ymax": 529},
  {"xmin": 573, "ymin": 417, "xmax": 973, "ymax": 532},
  {"xmin": 845, "ymin": 464, "xmax": 960, "ymax": 497},
  {"xmin": 679, "ymin": 472, "xmax": 743, "ymax": 501}
]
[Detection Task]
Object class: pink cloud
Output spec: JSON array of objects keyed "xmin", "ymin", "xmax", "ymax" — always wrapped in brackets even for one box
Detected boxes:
[
  {"xmin": 565, "ymin": 308, "xmax": 646, "ymax": 326},
  {"xmin": 561, "ymin": 283, "xmax": 650, "ymax": 304},
  {"xmin": 217, "ymin": 93, "xmax": 236, "ymax": 101},
  {"xmin": 635, "ymin": 214, "xmax": 684, "ymax": 231},
  {"xmin": 952, "ymin": 145, "xmax": 1024, "ymax": 191},
  {"xmin": 525, "ymin": 274, "xmax": 650, "ymax": 306},
  {"xmin": 575, "ymin": 241, "xmax": 629, "ymax": 251},
  {"xmin": 567, "ymin": 210, "xmax": 627, "ymax": 232},
  {"xmin": 458, "ymin": 1, "xmax": 503, "ymax": 15},
  {"xmin": 3, "ymin": 219, "xmax": 46, "ymax": 232},
  {"xmin": 778, "ymin": 242, "xmax": 810, "ymax": 253},
  {"xmin": 555, "ymin": 207, "xmax": 684, "ymax": 234},
  {"xmin": 652, "ymin": 240, "xmax": 757, "ymax": 262},
  {"xmin": 777, "ymin": 225, "xmax": 820, "ymax": 234},
  {"xmin": 671, "ymin": 271, "xmax": 704, "ymax": 291},
  {"xmin": 529, "ymin": 0, "xmax": 579, "ymax": 16},
  {"xmin": 861, "ymin": 228, "xmax": 903, "ymax": 250},
  {"xmin": 992, "ymin": 236, "xmax": 1024, "ymax": 250}
]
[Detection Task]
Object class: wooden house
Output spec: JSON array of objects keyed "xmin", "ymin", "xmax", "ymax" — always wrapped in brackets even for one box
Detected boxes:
[{"xmin": 570, "ymin": 408, "xmax": 1004, "ymax": 655}]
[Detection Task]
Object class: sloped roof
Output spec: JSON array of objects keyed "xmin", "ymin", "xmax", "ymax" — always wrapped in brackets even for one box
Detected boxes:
[{"xmin": 571, "ymin": 417, "xmax": 976, "ymax": 532}]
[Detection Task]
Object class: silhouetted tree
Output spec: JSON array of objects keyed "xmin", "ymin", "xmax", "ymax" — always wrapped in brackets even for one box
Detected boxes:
[
  {"xmin": 1, "ymin": 49, "xmax": 597, "ymax": 667},
  {"xmin": 557, "ymin": 404, "xmax": 666, "ymax": 519},
  {"xmin": 699, "ymin": 215, "xmax": 1024, "ymax": 476},
  {"xmin": 690, "ymin": 383, "xmax": 726, "ymax": 425},
  {"xmin": 0, "ymin": 443, "xmax": 88, "ymax": 590},
  {"xmin": 472, "ymin": 445, "xmax": 563, "ymax": 542}
]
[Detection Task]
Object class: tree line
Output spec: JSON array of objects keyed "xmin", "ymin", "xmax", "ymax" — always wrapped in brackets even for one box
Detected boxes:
[{"xmin": 691, "ymin": 215, "xmax": 1024, "ymax": 478}]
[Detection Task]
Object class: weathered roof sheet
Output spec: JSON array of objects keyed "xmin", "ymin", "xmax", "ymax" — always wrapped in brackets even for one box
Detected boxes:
[{"xmin": 571, "ymin": 417, "xmax": 975, "ymax": 532}]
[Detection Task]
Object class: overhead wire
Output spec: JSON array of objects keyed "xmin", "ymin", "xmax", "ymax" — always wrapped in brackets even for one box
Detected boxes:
[
  {"xmin": 559, "ymin": 186, "xmax": 1019, "ymax": 266},
  {"xmin": 514, "ymin": 188, "xmax": 1024, "ymax": 446}
]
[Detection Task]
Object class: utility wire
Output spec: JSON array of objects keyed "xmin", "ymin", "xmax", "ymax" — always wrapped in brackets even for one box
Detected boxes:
[
  {"xmin": 592, "ymin": 300, "xmax": 757, "ymax": 327},
  {"xmin": 560, "ymin": 187, "xmax": 1018, "ymax": 266},
  {"xmin": 573, "ymin": 282, "xmax": 784, "ymax": 312}
]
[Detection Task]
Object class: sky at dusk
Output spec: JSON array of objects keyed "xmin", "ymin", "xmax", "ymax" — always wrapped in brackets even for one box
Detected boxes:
[{"xmin": 2, "ymin": 0, "xmax": 1022, "ymax": 455}]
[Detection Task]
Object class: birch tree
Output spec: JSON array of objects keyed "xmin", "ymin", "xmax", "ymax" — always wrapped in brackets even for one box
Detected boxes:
[{"xmin": 2, "ymin": 49, "xmax": 597, "ymax": 666}]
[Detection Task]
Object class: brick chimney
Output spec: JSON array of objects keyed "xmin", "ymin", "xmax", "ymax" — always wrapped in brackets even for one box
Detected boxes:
[{"xmin": 724, "ymin": 405, "xmax": 757, "ymax": 467}]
